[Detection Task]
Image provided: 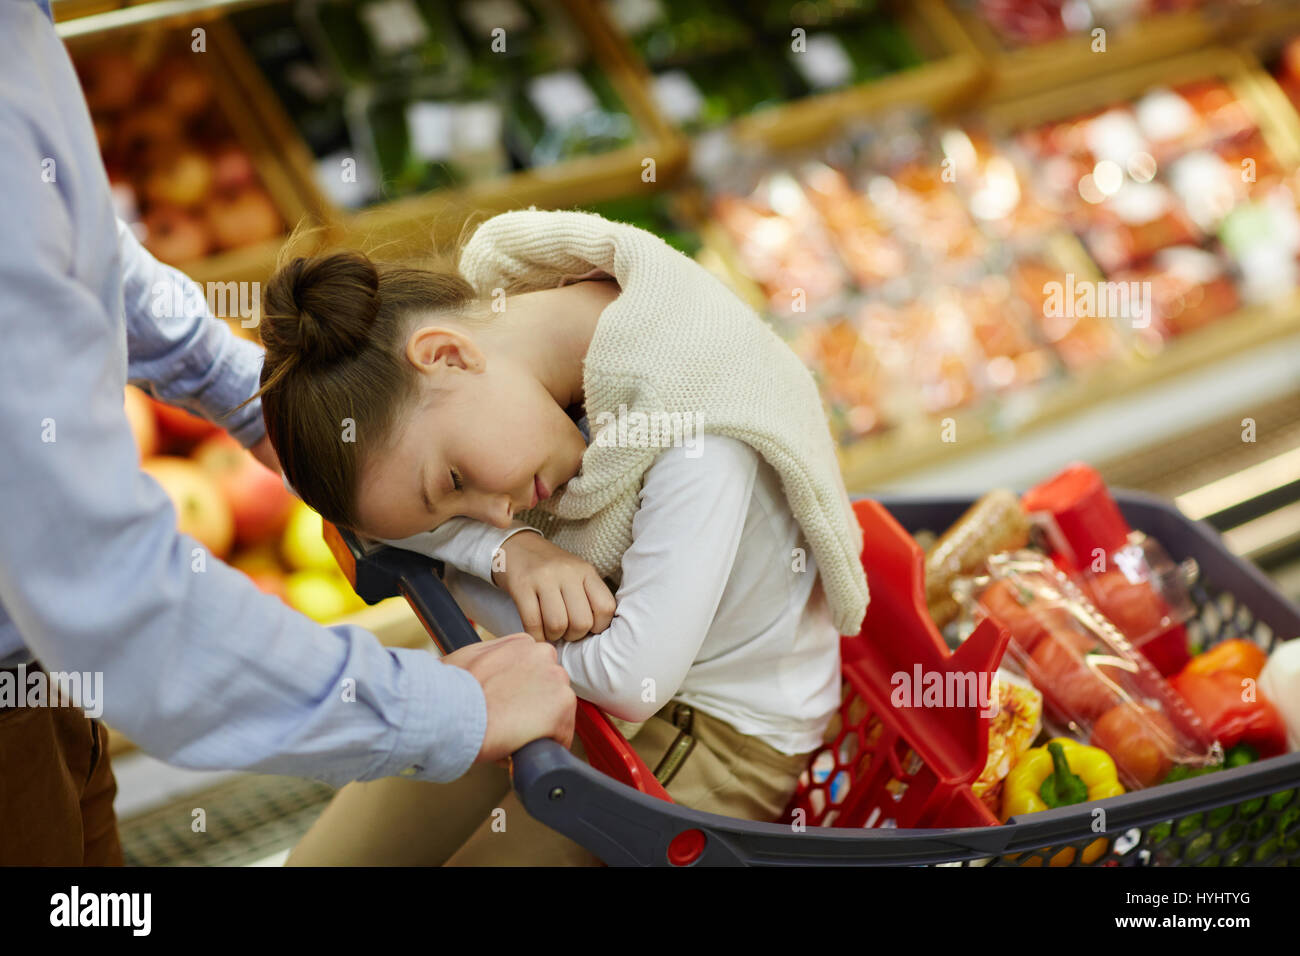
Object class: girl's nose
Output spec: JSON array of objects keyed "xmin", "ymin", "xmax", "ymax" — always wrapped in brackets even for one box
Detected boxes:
[{"xmin": 471, "ymin": 491, "xmax": 514, "ymax": 529}]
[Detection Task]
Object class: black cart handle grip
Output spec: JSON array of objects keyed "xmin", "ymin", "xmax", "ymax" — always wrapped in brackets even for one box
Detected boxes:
[{"xmin": 327, "ymin": 526, "xmax": 582, "ymax": 793}]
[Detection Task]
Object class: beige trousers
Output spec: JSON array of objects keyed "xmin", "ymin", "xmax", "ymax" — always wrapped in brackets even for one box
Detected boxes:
[{"xmin": 287, "ymin": 700, "xmax": 809, "ymax": 866}]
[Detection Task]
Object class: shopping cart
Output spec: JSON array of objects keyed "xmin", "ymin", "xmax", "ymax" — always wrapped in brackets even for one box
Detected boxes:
[{"xmin": 324, "ymin": 491, "xmax": 1300, "ymax": 866}]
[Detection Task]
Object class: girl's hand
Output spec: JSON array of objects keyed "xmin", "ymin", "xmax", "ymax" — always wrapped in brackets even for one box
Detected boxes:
[{"xmin": 492, "ymin": 531, "xmax": 616, "ymax": 643}]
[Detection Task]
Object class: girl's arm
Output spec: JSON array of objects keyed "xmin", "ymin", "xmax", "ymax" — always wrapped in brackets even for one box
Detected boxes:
[
  {"xmin": 386, "ymin": 521, "xmax": 617, "ymax": 640},
  {"xmin": 554, "ymin": 436, "xmax": 757, "ymax": 721},
  {"xmin": 438, "ymin": 436, "xmax": 760, "ymax": 724},
  {"xmin": 382, "ymin": 518, "xmax": 539, "ymax": 584}
]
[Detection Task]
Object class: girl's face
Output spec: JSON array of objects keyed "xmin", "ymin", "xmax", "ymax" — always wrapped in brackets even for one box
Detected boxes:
[{"xmin": 353, "ymin": 325, "xmax": 588, "ymax": 540}]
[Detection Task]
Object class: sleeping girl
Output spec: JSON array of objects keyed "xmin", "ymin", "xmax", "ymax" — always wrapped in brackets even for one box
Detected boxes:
[{"xmin": 255, "ymin": 209, "xmax": 869, "ymax": 865}]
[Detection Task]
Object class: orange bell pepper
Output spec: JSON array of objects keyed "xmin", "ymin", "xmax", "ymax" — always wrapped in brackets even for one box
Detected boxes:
[{"xmin": 1182, "ymin": 639, "xmax": 1267, "ymax": 681}]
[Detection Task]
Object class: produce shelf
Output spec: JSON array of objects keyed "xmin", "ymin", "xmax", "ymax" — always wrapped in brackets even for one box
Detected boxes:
[
  {"xmin": 808, "ymin": 47, "xmax": 1300, "ymax": 492},
  {"xmin": 945, "ymin": 1, "xmax": 1236, "ymax": 103},
  {"xmin": 580, "ymin": 0, "xmax": 984, "ymax": 152}
]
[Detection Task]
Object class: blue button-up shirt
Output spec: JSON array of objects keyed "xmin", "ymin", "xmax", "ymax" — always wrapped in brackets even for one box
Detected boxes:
[{"xmin": 0, "ymin": 0, "xmax": 486, "ymax": 786}]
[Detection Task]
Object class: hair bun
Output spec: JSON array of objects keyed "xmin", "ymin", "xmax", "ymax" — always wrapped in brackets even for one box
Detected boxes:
[{"xmin": 263, "ymin": 252, "xmax": 381, "ymax": 365}]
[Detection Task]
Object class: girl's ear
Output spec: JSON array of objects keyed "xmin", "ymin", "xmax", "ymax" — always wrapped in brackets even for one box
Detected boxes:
[{"xmin": 405, "ymin": 326, "xmax": 484, "ymax": 376}]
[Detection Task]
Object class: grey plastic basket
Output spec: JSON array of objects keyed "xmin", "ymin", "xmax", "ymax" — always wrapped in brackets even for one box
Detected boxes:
[{"xmin": 338, "ymin": 489, "xmax": 1300, "ymax": 866}]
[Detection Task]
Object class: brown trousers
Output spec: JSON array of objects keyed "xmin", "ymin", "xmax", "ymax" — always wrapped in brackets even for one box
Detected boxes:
[
  {"xmin": 0, "ymin": 665, "xmax": 123, "ymax": 866},
  {"xmin": 288, "ymin": 700, "xmax": 810, "ymax": 866}
]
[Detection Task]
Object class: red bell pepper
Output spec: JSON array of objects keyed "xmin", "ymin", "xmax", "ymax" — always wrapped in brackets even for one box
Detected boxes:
[{"xmin": 1170, "ymin": 670, "xmax": 1288, "ymax": 759}]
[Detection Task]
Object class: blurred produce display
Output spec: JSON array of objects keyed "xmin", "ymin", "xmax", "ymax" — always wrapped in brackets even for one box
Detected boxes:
[
  {"xmin": 232, "ymin": 0, "xmax": 640, "ymax": 208},
  {"xmin": 691, "ymin": 68, "xmax": 1300, "ymax": 449},
  {"xmin": 604, "ymin": 0, "xmax": 923, "ymax": 134},
  {"xmin": 74, "ymin": 39, "xmax": 286, "ymax": 265}
]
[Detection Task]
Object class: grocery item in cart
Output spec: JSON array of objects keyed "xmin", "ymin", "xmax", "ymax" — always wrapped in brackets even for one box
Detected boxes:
[
  {"xmin": 1170, "ymin": 669, "xmax": 1288, "ymax": 761},
  {"xmin": 973, "ymin": 669, "xmax": 1043, "ymax": 816},
  {"xmin": 956, "ymin": 549, "xmax": 1221, "ymax": 789},
  {"xmin": 1260, "ymin": 638, "xmax": 1300, "ymax": 753},
  {"xmin": 1021, "ymin": 462, "xmax": 1195, "ymax": 674},
  {"xmin": 924, "ymin": 489, "xmax": 1031, "ymax": 629}
]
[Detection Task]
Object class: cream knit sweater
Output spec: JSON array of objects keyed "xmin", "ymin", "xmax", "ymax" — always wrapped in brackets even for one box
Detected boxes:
[{"xmin": 458, "ymin": 209, "xmax": 869, "ymax": 635}]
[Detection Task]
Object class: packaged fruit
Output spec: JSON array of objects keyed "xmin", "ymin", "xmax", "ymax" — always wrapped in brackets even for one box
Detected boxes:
[
  {"xmin": 1022, "ymin": 463, "xmax": 1196, "ymax": 675},
  {"xmin": 953, "ymin": 549, "xmax": 1220, "ymax": 789}
]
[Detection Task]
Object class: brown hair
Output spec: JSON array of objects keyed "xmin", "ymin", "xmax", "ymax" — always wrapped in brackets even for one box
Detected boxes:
[{"xmin": 247, "ymin": 248, "xmax": 477, "ymax": 530}]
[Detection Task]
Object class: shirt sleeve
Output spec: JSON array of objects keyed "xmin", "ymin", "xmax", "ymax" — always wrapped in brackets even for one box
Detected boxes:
[
  {"xmin": 382, "ymin": 518, "xmax": 542, "ymax": 583},
  {"xmin": 117, "ymin": 218, "xmax": 268, "ymax": 449},
  {"xmin": 553, "ymin": 437, "xmax": 758, "ymax": 722},
  {"xmin": 437, "ymin": 437, "xmax": 759, "ymax": 722},
  {"xmin": 0, "ymin": 114, "xmax": 485, "ymax": 788}
]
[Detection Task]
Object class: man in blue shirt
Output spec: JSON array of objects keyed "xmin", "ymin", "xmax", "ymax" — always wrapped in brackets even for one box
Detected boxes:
[{"xmin": 0, "ymin": 0, "xmax": 574, "ymax": 864}]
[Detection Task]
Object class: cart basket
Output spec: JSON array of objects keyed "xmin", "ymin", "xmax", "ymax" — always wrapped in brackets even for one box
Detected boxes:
[{"xmin": 325, "ymin": 490, "xmax": 1300, "ymax": 867}]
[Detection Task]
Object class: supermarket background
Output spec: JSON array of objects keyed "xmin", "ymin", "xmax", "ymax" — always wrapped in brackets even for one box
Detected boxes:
[{"xmin": 54, "ymin": 0, "xmax": 1300, "ymax": 865}]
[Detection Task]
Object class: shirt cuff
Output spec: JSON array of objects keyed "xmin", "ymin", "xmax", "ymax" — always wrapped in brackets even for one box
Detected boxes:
[
  {"xmin": 212, "ymin": 336, "xmax": 268, "ymax": 448},
  {"xmin": 470, "ymin": 523, "xmax": 541, "ymax": 582},
  {"xmin": 379, "ymin": 648, "xmax": 487, "ymax": 783}
]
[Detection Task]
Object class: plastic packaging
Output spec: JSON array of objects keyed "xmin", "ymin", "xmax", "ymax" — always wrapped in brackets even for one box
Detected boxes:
[
  {"xmin": 955, "ymin": 550, "xmax": 1221, "ymax": 789},
  {"xmin": 1022, "ymin": 463, "xmax": 1195, "ymax": 675}
]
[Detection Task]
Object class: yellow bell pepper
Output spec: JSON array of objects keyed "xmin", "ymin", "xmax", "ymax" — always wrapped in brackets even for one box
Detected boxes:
[
  {"xmin": 1002, "ymin": 738, "xmax": 1124, "ymax": 821},
  {"xmin": 1000, "ymin": 738, "xmax": 1125, "ymax": 867}
]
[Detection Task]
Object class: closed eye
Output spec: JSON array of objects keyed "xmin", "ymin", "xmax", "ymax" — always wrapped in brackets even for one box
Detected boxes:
[{"xmin": 450, "ymin": 467, "xmax": 464, "ymax": 493}]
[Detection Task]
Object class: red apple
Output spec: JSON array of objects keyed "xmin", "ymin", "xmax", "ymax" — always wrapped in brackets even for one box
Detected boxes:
[
  {"xmin": 77, "ymin": 51, "xmax": 142, "ymax": 113},
  {"xmin": 147, "ymin": 57, "xmax": 214, "ymax": 120},
  {"xmin": 142, "ymin": 456, "xmax": 235, "ymax": 559},
  {"xmin": 149, "ymin": 397, "xmax": 221, "ymax": 450},
  {"xmin": 210, "ymin": 143, "xmax": 258, "ymax": 194},
  {"xmin": 144, "ymin": 149, "xmax": 214, "ymax": 207},
  {"xmin": 231, "ymin": 545, "xmax": 289, "ymax": 600},
  {"xmin": 195, "ymin": 433, "xmax": 294, "ymax": 547},
  {"xmin": 123, "ymin": 386, "xmax": 158, "ymax": 460},
  {"xmin": 113, "ymin": 105, "xmax": 183, "ymax": 169},
  {"xmin": 142, "ymin": 205, "xmax": 212, "ymax": 264},
  {"xmin": 206, "ymin": 186, "xmax": 282, "ymax": 250}
]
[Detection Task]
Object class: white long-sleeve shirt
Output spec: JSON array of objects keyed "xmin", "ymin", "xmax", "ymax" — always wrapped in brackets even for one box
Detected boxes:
[{"xmin": 395, "ymin": 433, "xmax": 843, "ymax": 756}]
